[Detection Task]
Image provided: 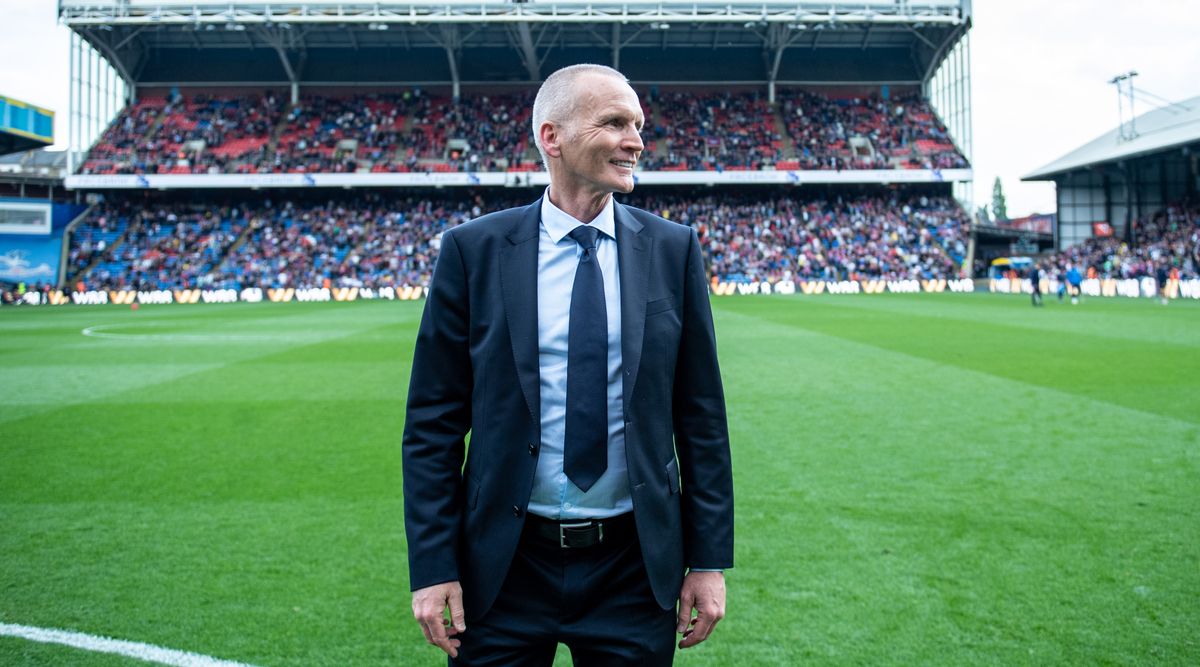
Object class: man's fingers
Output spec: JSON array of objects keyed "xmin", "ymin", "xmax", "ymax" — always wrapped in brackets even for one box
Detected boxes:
[
  {"xmin": 448, "ymin": 586, "xmax": 467, "ymax": 632},
  {"xmin": 675, "ymin": 590, "xmax": 695, "ymax": 633},
  {"xmin": 425, "ymin": 620, "xmax": 459, "ymax": 658},
  {"xmin": 427, "ymin": 614, "xmax": 449, "ymax": 644},
  {"xmin": 411, "ymin": 581, "xmax": 466, "ymax": 657},
  {"xmin": 678, "ymin": 615, "xmax": 703, "ymax": 649},
  {"xmin": 417, "ymin": 622, "xmax": 434, "ymax": 645},
  {"xmin": 693, "ymin": 613, "xmax": 718, "ymax": 642},
  {"xmin": 678, "ymin": 612, "xmax": 721, "ymax": 649},
  {"xmin": 677, "ymin": 571, "xmax": 726, "ymax": 649},
  {"xmin": 675, "ymin": 610, "xmax": 692, "ymax": 634}
]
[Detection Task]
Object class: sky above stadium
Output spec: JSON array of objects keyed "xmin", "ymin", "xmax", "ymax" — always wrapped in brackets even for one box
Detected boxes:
[{"xmin": 2, "ymin": 0, "xmax": 1198, "ymax": 218}]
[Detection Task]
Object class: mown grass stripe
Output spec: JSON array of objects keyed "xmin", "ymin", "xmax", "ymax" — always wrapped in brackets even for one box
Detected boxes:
[{"xmin": 715, "ymin": 295, "xmax": 1200, "ymax": 423}]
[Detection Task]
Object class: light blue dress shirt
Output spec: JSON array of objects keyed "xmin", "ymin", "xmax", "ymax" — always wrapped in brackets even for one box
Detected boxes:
[{"xmin": 527, "ymin": 192, "xmax": 632, "ymax": 520}]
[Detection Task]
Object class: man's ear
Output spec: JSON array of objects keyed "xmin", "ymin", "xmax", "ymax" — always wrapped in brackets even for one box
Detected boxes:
[{"xmin": 539, "ymin": 121, "xmax": 564, "ymax": 160}]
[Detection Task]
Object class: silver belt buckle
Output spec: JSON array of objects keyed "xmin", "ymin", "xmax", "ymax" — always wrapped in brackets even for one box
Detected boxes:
[{"xmin": 559, "ymin": 521, "xmax": 601, "ymax": 548}]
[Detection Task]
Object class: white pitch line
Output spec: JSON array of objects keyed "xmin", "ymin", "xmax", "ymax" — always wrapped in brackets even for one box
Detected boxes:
[
  {"xmin": 80, "ymin": 323, "xmax": 273, "ymax": 342},
  {"xmin": 0, "ymin": 622, "xmax": 261, "ymax": 667},
  {"xmin": 79, "ymin": 322, "xmax": 334, "ymax": 343}
]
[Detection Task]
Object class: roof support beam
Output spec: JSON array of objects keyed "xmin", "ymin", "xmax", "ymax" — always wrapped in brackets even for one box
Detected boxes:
[
  {"xmin": 82, "ymin": 29, "xmax": 136, "ymax": 94},
  {"xmin": 612, "ymin": 23, "xmax": 620, "ymax": 70},
  {"xmin": 920, "ymin": 24, "xmax": 965, "ymax": 84},
  {"xmin": 515, "ymin": 23, "xmax": 540, "ymax": 81},
  {"xmin": 586, "ymin": 22, "xmax": 649, "ymax": 72},
  {"xmin": 905, "ymin": 25, "xmax": 938, "ymax": 50},
  {"xmin": 260, "ymin": 28, "xmax": 301, "ymax": 102},
  {"xmin": 438, "ymin": 24, "xmax": 463, "ymax": 99},
  {"xmin": 763, "ymin": 24, "xmax": 806, "ymax": 103},
  {"xmin": 112, "ymin": 26, "xmax": 146, "ymax": 52}
]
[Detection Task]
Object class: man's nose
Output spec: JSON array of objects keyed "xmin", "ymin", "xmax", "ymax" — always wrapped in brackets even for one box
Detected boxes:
[{"xmin": 623, "ymin": 126, "xmax": 644, "ymax": 153}]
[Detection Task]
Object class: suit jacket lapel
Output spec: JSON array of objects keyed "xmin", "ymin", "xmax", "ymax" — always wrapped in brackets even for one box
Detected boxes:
[
  {"xmin": 500, "ymin": 200, "xmax": 543, "ymax": 420},
  {"xmin": 615, "ymin": 203, "xmax": 650, "ymax": 411}
]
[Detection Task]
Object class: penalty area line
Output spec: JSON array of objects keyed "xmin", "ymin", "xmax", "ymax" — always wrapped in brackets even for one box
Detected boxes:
[{"xmin": 0, "ymin": 622, "xmax": 260, "ymax": 667}]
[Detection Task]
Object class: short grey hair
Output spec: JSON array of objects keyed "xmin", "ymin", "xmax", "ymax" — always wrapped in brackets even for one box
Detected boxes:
[{"xmin": 531, "ymin": 64, "xmax": 629, "ymax": 168}]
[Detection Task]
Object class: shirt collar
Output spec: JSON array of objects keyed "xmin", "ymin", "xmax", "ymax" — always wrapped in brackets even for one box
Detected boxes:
[{"xmin": 540, "ymin": 187, "xmax": 616, "ymax": 244}]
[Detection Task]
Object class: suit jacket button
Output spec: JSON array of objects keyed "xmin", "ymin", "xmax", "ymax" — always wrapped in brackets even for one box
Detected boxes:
[
  {"xmin": 512, "ymin": 506, "xmax": 522, "ymax": 517},
  {"xmin": 528, "ymin": 442, "xmax": 538, "ymax": 455}
]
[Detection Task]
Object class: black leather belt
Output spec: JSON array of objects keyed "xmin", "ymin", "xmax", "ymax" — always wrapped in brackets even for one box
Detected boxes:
[{"xmin": 525, "ymin": 513, "xmax": 635, "ymax": 549}]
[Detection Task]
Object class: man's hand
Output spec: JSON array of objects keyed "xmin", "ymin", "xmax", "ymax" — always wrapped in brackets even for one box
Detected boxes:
[
  {"xmin": 412, "ymin": 581, "xmax": 466, "ymax": 658},
  {"xmin": 676, "ymin": 571, "xmax": 726, "ymax": 649}
]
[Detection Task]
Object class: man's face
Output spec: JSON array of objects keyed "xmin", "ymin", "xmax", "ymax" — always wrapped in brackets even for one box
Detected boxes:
[{"xmin": 554, "ymin": 73, "xmax": 645, "ymax": 196}]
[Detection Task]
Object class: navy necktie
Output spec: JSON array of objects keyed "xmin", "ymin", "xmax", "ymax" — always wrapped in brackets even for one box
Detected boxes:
[{"xmin": 565, "ymin": 225, "xmax": 608, "ymax": 492}]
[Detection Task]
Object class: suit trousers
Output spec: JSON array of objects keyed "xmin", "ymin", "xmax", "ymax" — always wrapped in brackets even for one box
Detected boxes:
[{"xmin": 450, "ymin": 518, "xmax": 676, "ymax": 667}]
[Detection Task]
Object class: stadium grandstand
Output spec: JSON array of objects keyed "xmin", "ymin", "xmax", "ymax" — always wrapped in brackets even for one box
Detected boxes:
[
  {"xmin": 0, "ymin": 150, "xmax": 69, "ymax": 198},
  {"xmin": 1020, "ymin": 89, "xmax": 1200, "ymax": 295},
  {"xmin": 0, "ymin": 96, "xmax": 64, "ymax": 198},
  {"xmin": 0, "ymin": 92, "xmax": 84, "ymax": 306},
  {"xmin": 26, "ymin": 0, "xmax": 979, "ymax": 307}
]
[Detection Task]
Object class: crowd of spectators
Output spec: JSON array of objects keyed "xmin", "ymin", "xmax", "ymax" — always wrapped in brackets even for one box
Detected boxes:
[
  {"xmin": 340, "ymin": 196, "xmax": 504, "ymax": 287},
  {"xmin": 211, "ymin": 195, "xmax": 517, "ymax": 290},
  {"xmin": 69, "ymin": 201, "xmax": 252, "ymax": 290},
  {"xmin": 68, "ymin": 194, "xmax": 528, "ymax": 291},
  {"xmin": 630, "ymin": 192, "xmax": 967, "ymax": 282},
  {"xmin": 82, "ymin": 94, "xmax": 285, "ymax": 175},
  {"xmin": 402, "ymin": 91, "xmax": 537, "ymax": 172},
  {"xmin": 82, "ymin": 100, "xmax": 164, "ymax": 169},
  {"xmin": 267, "ymin": 91, "xmax": 509, "ymax": 173},
  {"xmin": 79, "ymin": 88, "xmax": 969, "ymax": 175},
  {"xmin": 49, "ymin": 192, "xmax": 1200, "ymax": 299},
  {"xmin": 640, "ymin": 90, "xmax": 782, "ymax": 171},
  {"xmin": 66, "ymin": 208, "xmax": 129, "ymax": 279},
  {"xmin": 1042, "ymin": 202, "xmax": 1200, "ymax": 280},
  {"xmin": 776, "ymin": 91, "xmax": 967, "ymax": 171},
  {"xmin": 66, "ymin": 189, "xmax": 967, "ymax": 291}
]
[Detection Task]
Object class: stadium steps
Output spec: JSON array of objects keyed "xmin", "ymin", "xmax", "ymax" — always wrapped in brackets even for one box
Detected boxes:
[
  {"xmin": 264, "ymin": 103, "xmax": 296, "ymax": 164},
  {"xmin": 925, "ymin": 206, "xmax": 969, "ymax": 272},
  {"xmin": 647, "ymin": 98, "xmax": 668, "ymax": 160},
  {"xmin": 140, "ymin": 105, "xmax": 170, "ymax": 144},
  {"xmin": 932, "ymin": 233, "xmax": 965, "ymax": 272},
  {"xmin": 68, "ymin": 219, "xmax": 139, "ymax": 286},
  {"xmin": 773, "ymin": 106, "xmax": 796, "ymax": 156},
  {"xmin": 217, "ymin": 216, "xmax": 261, "ymax": 265}
]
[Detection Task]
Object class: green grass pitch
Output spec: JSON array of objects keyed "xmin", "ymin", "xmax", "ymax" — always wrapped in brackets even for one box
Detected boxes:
[{"xmin": 1, "ymin": 293, "xmax": 1197, "ymax": 666}]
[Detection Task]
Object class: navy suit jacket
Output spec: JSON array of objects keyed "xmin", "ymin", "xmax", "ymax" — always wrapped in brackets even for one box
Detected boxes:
[{"xmin": 402, "ymin": 197, "xmax": 733, "ymax": 620}]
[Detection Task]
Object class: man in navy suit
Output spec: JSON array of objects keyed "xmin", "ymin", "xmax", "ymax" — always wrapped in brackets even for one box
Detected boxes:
[{"xmin": 402, "ymin": 64, "xmax": 733, "ymax": 666}]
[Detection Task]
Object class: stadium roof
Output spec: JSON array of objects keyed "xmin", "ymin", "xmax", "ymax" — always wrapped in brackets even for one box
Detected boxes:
[
  {"xmin": 1024, "ymin": 94, "xmax": 1200, "ymax": 181},
  {"xmin": 61, "ymin": 0, "xmax": 971, "ymax": 85},
  {"xmin": 0, "ymin": 149, "xmax": 67, "ymax": 170},
  {"xmin": 0, "ymin": 95, "xmax": 55, "ymax": 155}
]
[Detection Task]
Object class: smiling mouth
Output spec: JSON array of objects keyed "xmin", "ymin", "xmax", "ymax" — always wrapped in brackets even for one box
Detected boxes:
[{"xmin": 611, "ymin": 159, "xmax": 636, "ymax": 170}]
